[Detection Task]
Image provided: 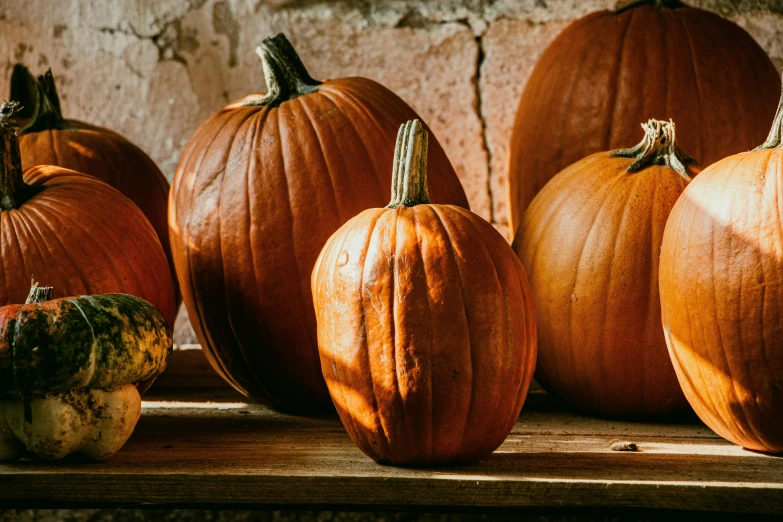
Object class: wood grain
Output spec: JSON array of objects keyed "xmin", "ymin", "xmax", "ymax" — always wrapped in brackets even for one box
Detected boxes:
[{"xmin": 1, "ymin": 390, "xmax": 781, "ymax": 514}]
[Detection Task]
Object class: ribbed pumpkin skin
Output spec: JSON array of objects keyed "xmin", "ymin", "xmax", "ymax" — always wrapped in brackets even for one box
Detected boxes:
[
  {"xmin": 0, "ymin": 167, "xmax": 176, "ymax": 326},
  {"xmin": 506, "ymin": 4, "xmax": 781, "ymax": 236},
  {"xmin": 170, "ymin": 78, "xmax": 469, "ymax": 411},
  {"xmin": 19, "ymin": 122, "xmax": 174, "ymax": 299},
  {"xmin": 660, "ymin": 148, "xmax": 783, "ymax": 452},
  {"xmin": 514, "ymin": 152, "xmax": 695, "ymax": 417},
  {"xmin": 313, "ymin": 204, "xmax": 536, "ymax": 464}
]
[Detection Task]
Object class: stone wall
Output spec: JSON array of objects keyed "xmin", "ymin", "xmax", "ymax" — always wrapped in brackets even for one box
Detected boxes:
[{"xmin": 1, "ymin": 0, "xmax": 782, "ymax": 342}]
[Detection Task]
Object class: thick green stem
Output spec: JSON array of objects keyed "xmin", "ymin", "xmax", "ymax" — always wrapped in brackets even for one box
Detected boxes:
[
  {"xmin": 0, "ymin": 101, "xmax": 40, "ymax": 210},
  {"xmin": 247, "ymin": 34, "xmax": 322, "ymax": 108},
  {"xmin": 754, "ymin": 74, "xmax": 783, "ymax": 150},
  {"xmin": 10, "ymin": 65, "xmax": 72, "ymax": 133},
  {"xmin": 25, "ymin": 280, "xmax": 54, "ymax": 304},
  {"xmin": 611, "ymin": 119, "xmax": 696, "ymax": 180},
  {"xmin": 387, "ymin": 120, "xmax": 430, "ymax": 208}
]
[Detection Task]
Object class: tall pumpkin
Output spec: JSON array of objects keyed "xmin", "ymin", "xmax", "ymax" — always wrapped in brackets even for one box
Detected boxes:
[
  {"xmin": 0, "ymin": 102, "xmax": 176, "ymax": 326},
  {"xmin": 506, "ymin": 0, "xmax": 781, "ymax": 237},
  {"xmin": 9, "ymin": 65, "xmax": 176, "ymax": 302},
  {"xmin": 514, "ymin": 119, "xmax": 697, "ymax": 417},
  {"xmin": 313, "ymin": 120, "xmax": 536, "ymax": 464},
  {"xmin": 659, "ymin": 82, "xmax": 783, "ymax": 452},
  {"xmin": 170, "ymin": 34, "xmax": 468, "ymax": 413}
]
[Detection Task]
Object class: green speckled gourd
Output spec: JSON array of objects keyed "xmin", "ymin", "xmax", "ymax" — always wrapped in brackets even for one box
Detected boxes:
[{"xmin": 0, "ymin": 286, "xmax": 172, "ymax": 397}]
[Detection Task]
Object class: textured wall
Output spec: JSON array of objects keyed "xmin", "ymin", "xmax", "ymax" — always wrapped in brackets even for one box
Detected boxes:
[{"xmin": 1, "ymin": 0, "xmax": 782, "ymax": 342}]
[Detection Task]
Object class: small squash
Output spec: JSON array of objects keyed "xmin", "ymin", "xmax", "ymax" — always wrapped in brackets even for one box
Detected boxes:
[
  {"xmin": 513, "ymin": 119, "xmax": 698, "ymax": 417},
  {"xmin": 506, "ymin": 0, "xmax": 781, "ymax": 236},
  {"xmin": 0, "ymin": 101, "xmax": 176, "ymax": 326},
  {"xmin": 0, "ymin": 282, "xmax": 172, "ymax": 461},
  {"xmin": 170, "ymin": 34, "xmax": 469, "ymax": 413},
  {"xmin": 10, "ymin": 65, "xmax": 177, "ymax": 303},
  {"xmin": 659, "ymin": 80, "xmax": 783, "ymax": 453},
  {"xmin": 312, "ymin": 120, "xmax": 536, "ymax": 465}
]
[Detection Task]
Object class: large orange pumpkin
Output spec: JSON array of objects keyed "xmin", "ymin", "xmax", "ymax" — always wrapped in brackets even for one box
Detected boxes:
[
  {"xmin": 10, "ymin": 65, "xmax": 176, "ymax": 303},
  {"xmin": 514, "ymin": 119, "xmax": 698, "ymax": 417},
  {"xmin": 313, "ymin": 120, "xmax": 536, "ymax": 464},
  {"xmin": 660, "ymin": 82, "xmax": 783, "ymax": 452},
  {"xmin": 170, "ymin": 34, "xmax": 468, "ymax": 413},
  {"xmin": 0, "ymin": 101, "xmax": 176, "ymax": 326},
  {"xmin": 506, "ymin": 0, "xmax": 781, "ymax": 237}
]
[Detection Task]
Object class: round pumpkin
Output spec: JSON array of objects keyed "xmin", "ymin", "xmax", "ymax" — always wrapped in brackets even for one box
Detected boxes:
[
  {"xmin": 312, "ymin": 120, "xmax": 536, "ymax": 465},
  {"xmin": 506, "ymin": 0, "xmax": 781, "ymax": 237},
  {"xmin": 513, "ymin": 119, "xmax": 698, "ymax": 417},
  {"xmin": 170, "ymin": 34, "xmax": 469, "ymax": 413},
  {"xmin": 10, "ymin": 65, "xmax": 177, "ymax": 303},
  {"xmin": 0, "ymin": 101, "xmax": 176, "ymax": 327},
  {"xmin": 659, "ymin": 84, "xmax": 783, "ymax": 452}
]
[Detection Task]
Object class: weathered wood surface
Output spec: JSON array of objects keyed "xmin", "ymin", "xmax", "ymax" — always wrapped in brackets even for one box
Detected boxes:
[{"xmin": 1, "ymin": 389, "xmax": 781, "ymax": 514}]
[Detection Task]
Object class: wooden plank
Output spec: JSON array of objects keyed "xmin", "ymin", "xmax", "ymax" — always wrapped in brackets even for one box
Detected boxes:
[
  {"xmin": 151, "ymin": 345, "xmax": 229, "ymax": 389},
  {"xmin": 1, "ymin": 390, "xmax": 781, "ymax": 514}
]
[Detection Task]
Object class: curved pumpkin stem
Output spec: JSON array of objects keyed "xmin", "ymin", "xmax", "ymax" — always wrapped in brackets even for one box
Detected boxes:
[
  {"xmin": 252, "ymin": 34, "xmax": 322, "ymax": 108},
  {"xmin": 0, "ymin": 101, "xmax": 40, "ymax": 211},
  {"xmin": 10, "ymin": 65, "xmax": 73, "ymax": 133},
  {"xmin": 26, "ymin": 280, "xmax": 54, "ymax": 304},
  {"xmin": 611, "ymin": 119, "xmax": 696, "ymax": 180},
  {"xmin": 387, "ymin": 119, "xmax": 430, "ymax": 208},
  {"xmin": 754, "ymin": 73, "xmax": 783, "ymax": 150}
]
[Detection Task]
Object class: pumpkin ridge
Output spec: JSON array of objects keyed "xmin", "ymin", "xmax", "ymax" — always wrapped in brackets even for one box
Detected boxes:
[
  {"xmin": 296, "ymin": 96, "xmax": 343, "ymax": 224},
  {"xmin": 552, "ymin": 13, "xmax": 615, "ymax": 197},
  {"xmin": 359, "ymin": 210, "xmax": 396, "ymax": 461},
  {"xmin": 219, "ymin": 109, "xmax": 279, "ymax": 400},
  {"xmin": 219, "ymin": 108, "xmax": 274, "ymax": 397},
  {"xmin": 274, "ymin": 104, "xmax": 321, "ymax": 366},
  {"xmin": 315, "ymin": 86, "xmax": 390, "ymax": 203},
  {"xmin": 11, "ymin": 207, "xmax": 61, "ymax": 295},
  {"xmin": 605, "ymin": 5, "xmax": 637, "ymax": 151},
  {"xmin": 411, "ymin": 206, "xmax": 435, "ymax": 461},
  {"xmin": 450, "ymin": 204, "xmax": 517, "ymax": 439},
  {"xmin": 180, "ymin": 110, "xmax": 256, "ymax": 396},
  {"xmin": 565, "ymin": 172, "xmax": 629, "ymax": 406},
  {"xmin": 428, "ymin": 204, "xmax": 473, "ymax": 453}
]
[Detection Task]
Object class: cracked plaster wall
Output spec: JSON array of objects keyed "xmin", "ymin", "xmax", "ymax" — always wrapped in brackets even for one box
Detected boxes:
[{"xmin": 1, "ymin": 0, "xmax": 782, "ymax": 344}]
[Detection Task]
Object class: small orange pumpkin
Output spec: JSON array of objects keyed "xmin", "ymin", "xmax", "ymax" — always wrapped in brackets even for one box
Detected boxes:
[
  {"xmin": 313, "ymin": 120, "xmax": 536, "ymax": 465},
  {"xmin": 514, "ymin": 119, "xmax": 698, "ymax": 417},
  {"xmin": 660, "ymin": 81, "xmax": 783, "ymax": 452}
]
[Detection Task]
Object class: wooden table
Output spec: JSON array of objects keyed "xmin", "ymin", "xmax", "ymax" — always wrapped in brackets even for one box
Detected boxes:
[{"xmin": 1, "ymin": 387, "xmax": 781, "ymax": 516}]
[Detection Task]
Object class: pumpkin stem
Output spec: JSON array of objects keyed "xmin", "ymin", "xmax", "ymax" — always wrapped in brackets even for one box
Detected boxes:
[
  {"xmin": 25, "ymin": 279, "xmax": 54, "ymax": 304},
  {"xmin": 387, "ymin": 120, "xmax": 430, "ymax": 208},
  {"xmin": 0, "ymin": 101, "xmax": 41, "ymax": 211},
  {"xmin": 611, "ymin": 119, "xmax": 696, "ymax": 180},
  {"xmin": 10, "ymin": 65, "xmax": 73, "ymax": 133},
  {"xmin": 250, "ymin": 34, "xmax": 322, "ymax": 108},
  {"xmin": 754, "ymin": 74, "xmax": 783, "ymax": 150}
]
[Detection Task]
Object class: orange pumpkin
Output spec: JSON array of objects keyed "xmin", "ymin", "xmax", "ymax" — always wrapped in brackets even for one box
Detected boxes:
[
  {"xmin": 0, "ymin": 101, "xmax": 176, "ymax": 327},
  {"xmin": 506, "ymin": 0, "xmax": 780, "ymax": 237},
  {"xmin": 10, "ymin": 65, "xmax": 176, "ymax": 303},
  {"xmin": 169, "ymin": 34, "xmax": 468, "ymax": 413},
  {"xmin": 313, "ymin": 120, "xmax": 536, "ymax": 464},
  {"xmin": 514, "ymin": 119, "xmax": 698, "ymax": 417},
  {"xmin": 660, "ymin": 81, "xmax": 783, "ymax": 452}
]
